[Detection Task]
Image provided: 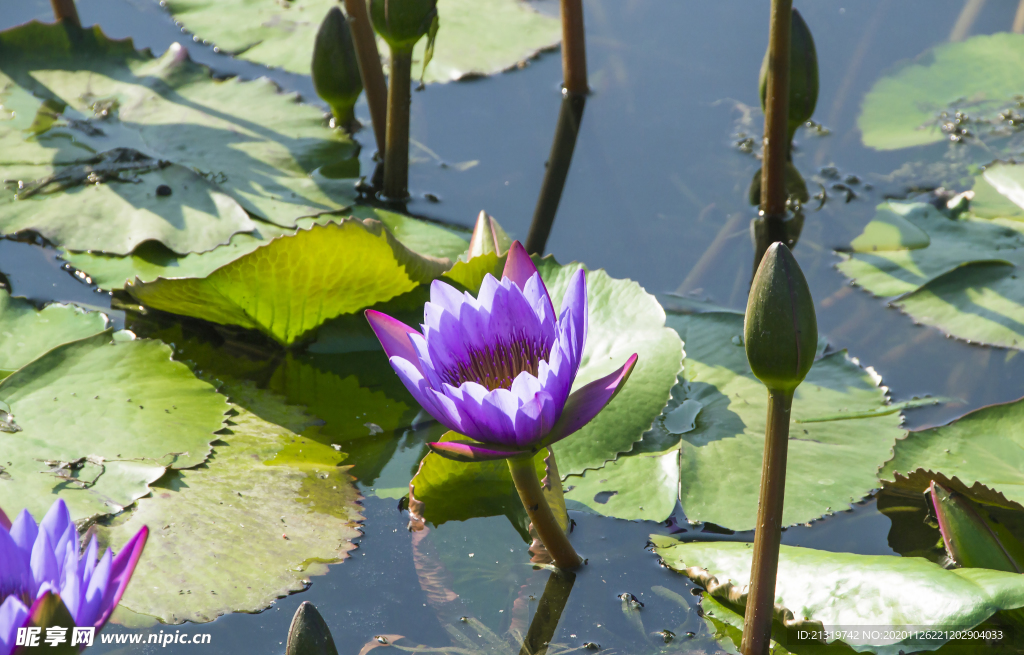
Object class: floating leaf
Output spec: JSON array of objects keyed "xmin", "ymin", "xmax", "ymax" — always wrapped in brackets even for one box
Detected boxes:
[
  {"xmin": 929, "ymin": 480, "xmax": 1024, "ymax": 573},
  {"xmin": 881, "ymin": 395, "xmax": 1024, "ymax": 511},
  {"xmin": 566, "ymin": 302, "xmax": 905, "ymax": 529},
  {"xmin": 97, "ymin": 388, "xmax": 362, "ymax": 624},
  {"xmin": 61, "ymin": 207, "xmax": 467, "ymax": 292},
  {"xmin": 652, "ymin": 536, "xmax": 1024, "ymax": 655},
  {"xmin": 838, "ymin": 201, "xmax": 1024, "ymax": 349},
  {"xmin": 972, "ymin": 163, "xmax": 1024, "ymax": 222},
  {"xmin": 127, "ymin": 218, "xmax": 452, "ymax": 346},
  {"xmin": 0, "ymin": 22, "xmax": 357, "ymax": 254},
  {"xmin": 163, "ymin": 0, "xmax": 560, "ymax": 84},
  {"xmin": 0, "ymin": 290, "xmax": 107, "ymax": 378},
  {"xmin": 859, "ymin": 33, "xmax": 1024, "ymax": 150},
  {"xmin": 0, "ymin": 331, "xmax": 228, "ymax": 522}
]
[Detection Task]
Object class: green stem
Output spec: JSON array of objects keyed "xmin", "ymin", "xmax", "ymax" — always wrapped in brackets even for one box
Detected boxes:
[
  {"xmin": 329, "ymin": 101, "xmax": 358, "ymax": 134},
  {"xmin": 740, "ymin": 389, "xmax": 793, "ymax": 655},
  {"xmin": 51, "ymin": 0, "xmax": 80, "ymax": 27},
  {"xmin": 343, "ymin": 0, "xmax": 388, "ymax": 156},
  {"xmin": 759, "ymin": 0, "xmax": 792, "ymax": 220},
  {"xmin": 507, "ymin": 457, "xmax": 582, "ymax": 570},
  {"xmin": 383, "ymin": 47, "xmax": 413, "ymax": 200},
  {"xmin": 559, "ymin": 0, "xmax": 588, "ymax": 95}
]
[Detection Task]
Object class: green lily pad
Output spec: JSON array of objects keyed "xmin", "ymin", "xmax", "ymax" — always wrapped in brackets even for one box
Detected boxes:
[
  {"xmin": 652, "ymin": 536, "xmax": 1024, "ymax": 655},
  {"xmin": 566, "ymin": 303, "xmax": 907, "ymax": 530},
  {"xmin": 98, "ymin": 388, "xmax": 362, "ymax": 624},
  {"xmin": 972, "ymin": 163, "xmax": 1024, "ymax": 222},
  {"xmin": 61, "ymin": 207, "xmax": 468, "ymax": 291},
  {"xmin": 0, "ymin": 22, "xmax": 357, "ymax": 254},
  {"xmin": 859, "ymin": 33, "xmax": 1024, "ymax": 151},
  {"xmin": 0, "ymin": 290, "xmax": 108, "ymax": 378},
  {"xmin": 838, "ymin": 201, "xmax": 1024, "ymax": 349},
  {"xmin": 163, "ymin": 0, "xmax": 561, "ymax": 84},
  {"xmin": 0, "ymin": 330, "xmax": 228, "ymax": 522},
  {"xmin": 881, "ymin": 396, "xmax": 1024, "ymax": 510},
  {"xmin": 127, "ymin": 218, "xmax": 452, "ymax": 346}
]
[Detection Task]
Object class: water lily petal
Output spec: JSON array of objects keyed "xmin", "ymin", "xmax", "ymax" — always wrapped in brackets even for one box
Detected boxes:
[
  {"xmin": 502, "ymin": 241, "xmax": 539, "ymax": 290},
  {"xmin": 81, "ymin": 535, "xmax": 99, "ymax": 591},
  {"xmin": 558, "ymin": 268, "xmax": 588, "ymax": 367},
  {"xmin": 390, "ymin": 357, "xmax": 463, "ymax": 433},
  {"xmin": 0, "ymin": 528, "xmax": 31, "ymax": 602},
  {"xmin": 94, "ymin": 526, "xmax": 148, "ymax": 630},
  {"xmin": 542, "ymin": 354, "xmax": 639, "ymax": 447},
  {"xmin": 0, "ymin": 596, "xmax": 29, "ymax": 655},
  {"xmin": 29, "ymin": 531, "xmax": 59, "ymax": 596},
  {"xmin": 59, "ymin": 542, "xmax": 81, "ymax": 623},
  {"xmin": 523, "ymin": 272, "xmax": 557, "ymax": 344},
  {"xmin": 78, "ymin": 549, "xmax": 112, "ymax": 629},
  {"xmin": 0, "ymin": 508, "xmax": 9, "ymax": 532},
  {"xmin": 365, "ymin": 310, "xmax": 423, "ymax": 372},
  {"xmin": 453, "ymin": 386, "xmax": 519, "ymax": 444},
  {"xmin": 513, "ymin": 390, "xmax": 557, "ymax": 447},
  {"xmin": 39, "ymin": 500, "xmax": 75, "ymax": 581},
  {"xmin": 429, "ymin": 278, "xmax": 477, "ymax": 317},
  {"xmin": 9, "ymin": 511, "xmax": 37, "ymax": 562},
  {"xmin": 427, "ymin": 440, "xmax": 531, "ymax": 462}
]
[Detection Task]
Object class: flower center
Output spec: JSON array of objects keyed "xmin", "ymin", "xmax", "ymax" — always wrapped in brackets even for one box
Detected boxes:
[{"xmin": 441, "ymin": 332, "xmax": 552, "ymax": 391}]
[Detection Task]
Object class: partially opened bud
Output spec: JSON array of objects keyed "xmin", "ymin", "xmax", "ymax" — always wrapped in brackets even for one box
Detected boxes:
[
  {"xmin": 370, "ymin": 0, "xmax": 437, "ymax": 53},
  {"xmin": 928, "ymin": 481, "xmax": 1024, "ymax": 573},
  {"xmin": 759, "ymin": 8, "xmax": 819, "ymax": 144},
  {"xmin": 286, "ymin": 602, "xmax": 339, "ymax": 655},
  {"xmin": 465, "ymin": 210, "xmax": 512, "ymax": 260},
  {"xmin": 312, "ymin": 7, "xmax": 363, "ymax": 129},
  {"xmin": 744, "ymin": 242, "xmax": 817, "ymax": 392}
]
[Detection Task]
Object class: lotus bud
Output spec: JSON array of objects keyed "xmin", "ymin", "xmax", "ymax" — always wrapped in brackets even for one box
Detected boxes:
[
  {"xmin": 286, "ymin": 602, "xmax": 340, "ymax": 655},
  {"xmin": 465, "ymin": 210, "xmax": 513, "ymax": 260},
  {"xmin": 928, "ymin": 481, "xmax": 1024, "ymax": 573},
  {"xmin": 312, "ymin": 7, "xmax": 363, "ymax": 130},
  {"xmin": 759, "ymin": 8, "xmax": 818, "ymax": 144},
  {"xmin": 369, "ymin": 0, "xmax": 438, "ymax": 53},
  {"xmin": 744, "ymin": 242, "xmax": 817, "ymax": 392}
]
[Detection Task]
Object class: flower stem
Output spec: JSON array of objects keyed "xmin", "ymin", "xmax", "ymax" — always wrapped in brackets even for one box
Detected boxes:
[
  {"xmin": 507, "ymin": 457, "xmax": 582, "ymax": 570},
  {"xmin": 51, "ymin": 0, "xmax": 80, "ymax": 27},
  {"xmin": 560, "ymin": 0, "xmax": 588, "ymax": 95},
  {"xmin": 759, "ymin": 0, "xmax": 792, "ymax": 220},
  {"xmin": 383, "ymin": 46, "xmax": 413, "ymax": 200},
  {"xmin": 343, "ymin": 0, "xmax": 388, "ymax": 156},
  {"xmin": 740, "ymin": 388, "xmax": 793, "ymax": 655}
]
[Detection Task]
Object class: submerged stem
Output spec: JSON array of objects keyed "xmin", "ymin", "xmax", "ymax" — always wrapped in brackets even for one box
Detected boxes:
[
  {"xmin": 507, "ymin": 457, "xmax": 582, "ymax": 570},
  {"xmin": 383, "ymin": 47, "xmax": 413, "ymax": 199},
  {"xmin": 740, "ymin": 389, "xmax": 793, "ymax": 655}
]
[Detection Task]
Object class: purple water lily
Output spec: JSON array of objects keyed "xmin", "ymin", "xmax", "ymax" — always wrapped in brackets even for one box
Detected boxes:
[
  {"xmin": 366, "ymin": 241, "xmax": 637, "ymax": 461},
  {"xmin": 0, "ymin": 499, "xmax": 148, "ymax": 654}
]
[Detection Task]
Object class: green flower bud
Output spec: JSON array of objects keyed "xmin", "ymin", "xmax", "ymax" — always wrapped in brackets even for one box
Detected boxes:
[
  {"xmin": 928, "ymin": 480, "xmax": 1024, "ymax": 573},
  {"xmin": 759, "ymin": 8, "xmax": 819, "ymax": 143},
  {"xmin": 370, "ymin": 0, "xmax": 438, "ymax": 53},
  {"xmin": 464, "ymin": 210, "xmax": 512, "ymax": 260},
  {"xmin": 744, "ymin": 242, "xmax": 817, "ymax": 392},
  {"xmin": 286, "ymin": 602, "xmax": 339, "ymax": 655},
  {"xmin": 312, "ymin": 6, "xmax": 363, "ymax": 128}
]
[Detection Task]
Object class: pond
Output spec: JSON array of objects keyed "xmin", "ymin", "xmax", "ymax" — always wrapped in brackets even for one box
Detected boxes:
[{"xmin": 4, "ymin": 0, "xmax": 1024, "ymax": 653}]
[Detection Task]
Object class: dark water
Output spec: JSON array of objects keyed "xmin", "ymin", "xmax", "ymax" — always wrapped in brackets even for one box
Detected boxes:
[{"xmin": 2, "ymin": 0, "xmax": 1022, "ymax": 653}]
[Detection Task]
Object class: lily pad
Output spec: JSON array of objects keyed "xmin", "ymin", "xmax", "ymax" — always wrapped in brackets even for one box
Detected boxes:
[
  {"xmin": 0, "ymin": 290, "xmax": 108, "ymax": 378},
  {"xmin": 61, "ymin": 207, "xmax": 468, "ymax": 291},
  {"xmin": 881, "ymin": 396, "xmax": 1024, "ymax": 510},
  {"xmin": 163, "ymin": 0, "xmax": 561, "ymax": 84},
  {"xmin": 859, "ymin": 33, "xmax": 1024, "ymax": 151},
  {"xmin": 127, "ymin": 218, "xmax": 452, "ymax": 346},
  {"xmin": 97, "ymin": 388, "xmax": 363, "ymax": 624},
  {"xmin": 566, "ymin": 302, "xmax": 907, "ymax": 530},
  {"xmin": 652, "ymin": 536, "xmax": 1024, "ymax": 655},
  {"xmin": 0, "ymin": 22, "xmax": 357, "ymax": 254},
  {"xmin": 0, "ymin": 330, "xmax": 228, "ymax": 522},
  {"xmin": 838, "ymin": 201, "xmax": 1024, "ymax": 349},
  {"xmin": 972, "ymin": 163, "xmax": 1024, "ymax": 222}
]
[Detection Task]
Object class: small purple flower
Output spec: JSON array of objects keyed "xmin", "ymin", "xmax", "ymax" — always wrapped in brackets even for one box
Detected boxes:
[
  {"xmin": 0, "ymin": 499, "xmax": 148, "ymax": 654},
  {"xmin": 366, "ymin": 241, "xmax": 637, "ymax": 461}
]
